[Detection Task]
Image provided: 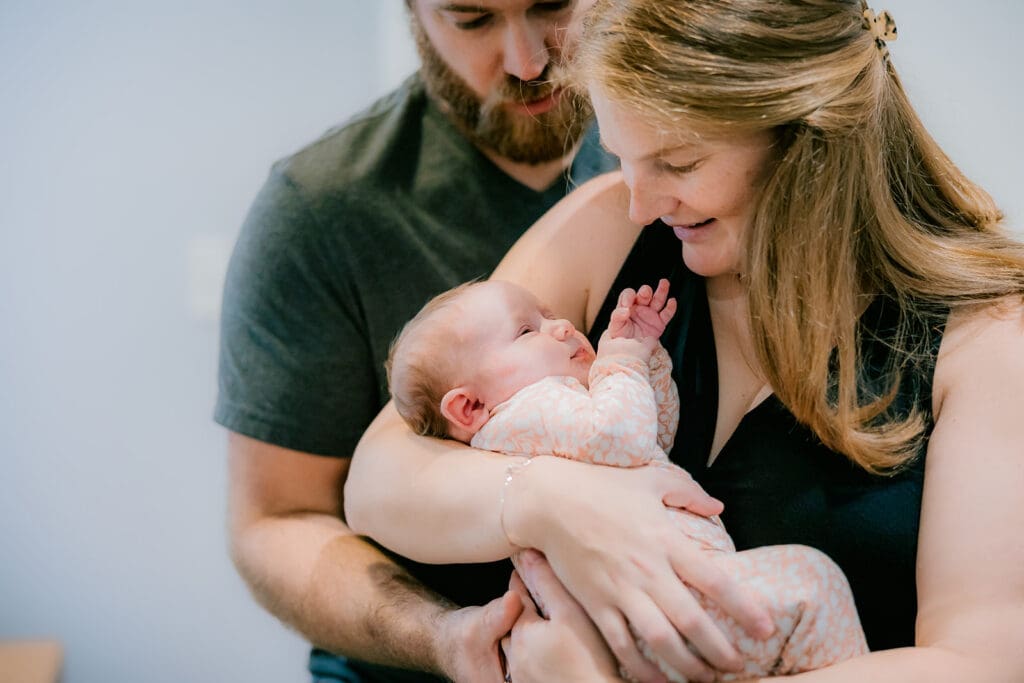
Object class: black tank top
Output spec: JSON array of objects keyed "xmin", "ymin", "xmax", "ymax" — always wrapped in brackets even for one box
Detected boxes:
[{"xmin": 589, "ymin": 223, "xmax": 948, "ymax": 651}]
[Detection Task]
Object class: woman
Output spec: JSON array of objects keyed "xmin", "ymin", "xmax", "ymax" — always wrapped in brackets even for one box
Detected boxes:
[{"xmin": 346, "ymin": 1, "xmax": 1024, "ymax": 681}]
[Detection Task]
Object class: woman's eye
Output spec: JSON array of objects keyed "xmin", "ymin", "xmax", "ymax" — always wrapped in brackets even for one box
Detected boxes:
[{"xmin": 661, "ymin": 160, "xmax": 699, "ymax": 175}]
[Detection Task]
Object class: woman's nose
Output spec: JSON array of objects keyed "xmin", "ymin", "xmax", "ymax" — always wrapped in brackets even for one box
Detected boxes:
[{"xmin": 622, "ymin": 164, "xmax": 678, "ymax": 226}]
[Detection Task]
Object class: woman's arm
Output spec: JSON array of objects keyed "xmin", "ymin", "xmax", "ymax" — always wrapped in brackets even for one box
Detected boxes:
[
  {"xmin": 489, "ymin": 171, "xmax": 643, "ymax": 330},
  {"xmin": 345, "ymin": 172, "xmax": 645, "ymax": 561},
  {"xmin": 347, "ymin": 398, "xmax": 748, "ymax": 682},
  {"xmin": 346, "ymin": 172, "xmax": 774, "ymax": 682},
  {"xmin": 346, "ymin": 402, "xmax": 519, "ymax": 561},
  {"xmin": 752, "ymin": 299, "xmax": 1024, "ymax": 682}
]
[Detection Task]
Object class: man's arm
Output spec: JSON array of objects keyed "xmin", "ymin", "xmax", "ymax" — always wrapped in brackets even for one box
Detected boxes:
[{"xmin": 227, "ymin": 431, "xmax": 520, "ymax": 681}]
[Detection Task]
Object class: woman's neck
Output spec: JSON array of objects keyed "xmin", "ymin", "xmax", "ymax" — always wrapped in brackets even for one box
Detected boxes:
[
  {"xmin": 705, "ymin": 272, "xmax": 761, "ymax": 378},
  {"xmin": 704, "ymin": 272, "xmax": 772, "ymax": 465},
  {"xmin": 705, "ymin": 272, "xmax": 746, "ymax": 309}
]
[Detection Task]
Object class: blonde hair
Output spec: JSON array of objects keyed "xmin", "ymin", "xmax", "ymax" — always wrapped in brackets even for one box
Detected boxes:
[
  {"xmin": 386, "ymin": 281, "xmax": 481, "ymax": 439},
  {"xmin": 576, "ymin": 0, "xmax": 1024, "ymax": 472}
]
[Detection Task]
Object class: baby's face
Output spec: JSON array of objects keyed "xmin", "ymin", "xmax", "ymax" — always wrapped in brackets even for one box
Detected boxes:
[{"xmin": 458, "ymin": 281, "xmax": 596, "ymax": 407}]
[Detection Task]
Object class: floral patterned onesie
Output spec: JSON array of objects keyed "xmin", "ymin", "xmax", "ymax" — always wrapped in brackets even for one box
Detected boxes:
[{"xmin": 471, "ymin": 348, "xmax": 869, "ymax": 681}]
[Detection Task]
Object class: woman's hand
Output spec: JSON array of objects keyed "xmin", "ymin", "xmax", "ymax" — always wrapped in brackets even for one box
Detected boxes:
[
  {"xmin": 503, "ymin": 457, "xmax": 775, "ymax": 683},
  {"xmin": 502, "ymin": 550, "xmax": 621, "ymax": 683}
]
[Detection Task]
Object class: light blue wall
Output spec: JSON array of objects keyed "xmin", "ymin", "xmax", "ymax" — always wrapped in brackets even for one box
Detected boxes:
[
  {"xmin": 884, "ymin": 1, "xmax": 1023, "ymax": 232},
  {"xmin": 1, "ymin": 2, "xmax": 416, "ymax": 681},
  {"xmin": 0, "ymin": 2, "xmax": 1020, "ymax": 682}
]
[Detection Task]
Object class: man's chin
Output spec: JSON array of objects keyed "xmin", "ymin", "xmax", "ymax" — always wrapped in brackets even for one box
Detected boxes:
[
  {"xmin": 411, "ymin": 9, "xmax": 591, "ymax": 163},
  {"xmin": 474, "ymin": 108, "xmax": 586, "ymax": 164}
]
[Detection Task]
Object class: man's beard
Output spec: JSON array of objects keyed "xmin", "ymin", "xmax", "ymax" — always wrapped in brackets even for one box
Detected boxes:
[{"xmin": 411, "ymin": 16, "xmax": 592, "ymax": 165}]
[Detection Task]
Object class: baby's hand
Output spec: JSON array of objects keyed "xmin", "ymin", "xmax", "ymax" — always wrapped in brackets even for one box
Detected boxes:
[
  {"xmin": 607, "ymin": 279, "xmax": 677, "ymax": 344},
  {"xmin": 597, "ymin": 331, "xmax": 652, "ymax": 361}
]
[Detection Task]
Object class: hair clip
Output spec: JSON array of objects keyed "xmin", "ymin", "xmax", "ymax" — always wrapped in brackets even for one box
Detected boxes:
[{"xmin": 862, "ymin": 7, "xmax": 898, "ymax": 59}]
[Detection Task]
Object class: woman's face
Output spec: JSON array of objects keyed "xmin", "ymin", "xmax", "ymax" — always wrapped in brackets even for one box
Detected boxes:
[{"xmin": 590, "ymin": 87, "xmax": 777, "ymax": 278}]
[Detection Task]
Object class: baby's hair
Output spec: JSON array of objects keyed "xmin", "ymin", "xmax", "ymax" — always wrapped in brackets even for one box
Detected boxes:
[{"xmin": 386, "ymin": 280, "xmax": 482, "ymax": 439}]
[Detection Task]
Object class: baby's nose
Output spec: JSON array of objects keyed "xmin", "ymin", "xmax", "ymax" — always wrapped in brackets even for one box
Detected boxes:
[{"xmin": 547, "ymin": 318, "xmax": 575, "ymax": 340}]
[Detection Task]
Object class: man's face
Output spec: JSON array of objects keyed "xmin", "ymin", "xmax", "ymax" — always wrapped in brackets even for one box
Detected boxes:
[{"xmin": 409, "ymin": 1, "xmax": 592, "ymax": 164}]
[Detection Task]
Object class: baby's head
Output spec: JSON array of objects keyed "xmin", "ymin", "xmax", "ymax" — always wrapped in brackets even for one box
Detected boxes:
[{"xmin": 387, "ymin": 280, "xmax": 596, "ymax": 442}]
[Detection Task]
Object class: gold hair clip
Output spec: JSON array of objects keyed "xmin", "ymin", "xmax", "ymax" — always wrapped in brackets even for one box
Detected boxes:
[{"xmin": 862, "ymin": 7, "xmax": 897, "ymax": 59}]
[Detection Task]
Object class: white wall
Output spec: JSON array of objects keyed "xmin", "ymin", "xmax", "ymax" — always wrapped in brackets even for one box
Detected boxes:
[{"xmin": 0, "ymin": 2, "xmax": 1020, "ymax": 682}]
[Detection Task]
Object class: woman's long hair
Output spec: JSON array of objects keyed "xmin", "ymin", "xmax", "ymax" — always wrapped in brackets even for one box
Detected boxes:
[{"xmin": 575, "ymin": 0, "xmax": 1024, "ymax": 472}]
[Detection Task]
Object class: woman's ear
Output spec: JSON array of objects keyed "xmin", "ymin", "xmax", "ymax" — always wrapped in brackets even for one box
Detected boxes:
[{"xmin": 440, "ymin": 386, "xmax": 490, "ymax": 439}]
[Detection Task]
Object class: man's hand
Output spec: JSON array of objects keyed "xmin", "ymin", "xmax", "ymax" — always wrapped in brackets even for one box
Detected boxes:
[
  {"xmin": 502, "ymin": 550, "xmax": 621, "ymax": 683},
  {"xmin": 437, "ymin": 591, "xmax": 523, "ymax": 683}
]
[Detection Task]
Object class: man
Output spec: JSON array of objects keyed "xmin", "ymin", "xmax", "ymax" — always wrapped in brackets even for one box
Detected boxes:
[{"xmin": 216, "ymin": 2, "xmax": 616, "ymax": 681}]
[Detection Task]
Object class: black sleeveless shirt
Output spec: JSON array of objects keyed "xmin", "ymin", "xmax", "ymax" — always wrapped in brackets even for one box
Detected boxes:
[{"xmin": 588, "ymin": 223, "xmax": 948, "ymax": 651}]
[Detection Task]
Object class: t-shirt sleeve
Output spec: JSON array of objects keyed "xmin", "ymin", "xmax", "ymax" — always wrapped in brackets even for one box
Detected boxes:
[{"xmin": 214, "ymin": 166, "xmax": 377, "ymax": 458}]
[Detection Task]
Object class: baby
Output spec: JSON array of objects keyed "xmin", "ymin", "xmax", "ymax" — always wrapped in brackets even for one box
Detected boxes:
[{"xmin": 387, "ymin": 279, "xmax": 868, "ymax": 681}]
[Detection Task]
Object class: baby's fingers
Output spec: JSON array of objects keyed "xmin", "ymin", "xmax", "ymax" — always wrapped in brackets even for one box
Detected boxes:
[
  {"xmin": 650, "ymin": 279, "xmax": 671, "ymax": 311},
  {"xmin": 609, "ymin": 306, "xmax": 632, "ymax": 335},
  {"xmin": 659, "ymin": 297, "xmax": 677, "ymax": 325},
  {"xmin": 635, "ymin": 284, "xmax": 654, "ymax": 307},
  {"xmin": 618, "ymin": 287, "xmax": 637, "ymax": 309}
]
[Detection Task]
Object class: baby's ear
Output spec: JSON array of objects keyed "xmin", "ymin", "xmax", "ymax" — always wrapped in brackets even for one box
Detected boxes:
[{"xmin": 440, "ymin": 387, "xmax": 490, "ymax": 439}]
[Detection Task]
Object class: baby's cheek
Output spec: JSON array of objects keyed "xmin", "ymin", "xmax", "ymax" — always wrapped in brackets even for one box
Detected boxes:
[{"xmin": 494, "ymin": 366, "xmax": 512, "ymax": 378}]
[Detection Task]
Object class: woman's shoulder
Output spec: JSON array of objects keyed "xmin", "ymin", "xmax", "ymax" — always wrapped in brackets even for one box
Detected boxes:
[
  {"xmin": 492, "ymin": 171, "xmax": 642, "ymax": 328},
  {"xmin": 933, "ymin": 295, "xmax": 1024, "ymax": 418},
  {"xmin": 522, "ymin": 170, "xmax": 635, "ymax": 244}
]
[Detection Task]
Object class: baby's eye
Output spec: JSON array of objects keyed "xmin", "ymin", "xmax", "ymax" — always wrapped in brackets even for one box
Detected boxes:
[{"xmin": 517, "ymin": 325, "xmax": 534, "ymax": 337}]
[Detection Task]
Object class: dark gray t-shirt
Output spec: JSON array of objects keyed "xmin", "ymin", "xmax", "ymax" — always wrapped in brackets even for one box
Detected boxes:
[
  {"xmin": 215, "ymin": 73, "xmax": 615, "ymax": 681},
  {"xmin": 217, "ymin": 73, "xmax": 614, "ymax": 458}
]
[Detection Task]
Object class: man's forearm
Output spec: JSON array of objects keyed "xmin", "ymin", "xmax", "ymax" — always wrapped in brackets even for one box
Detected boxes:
[{"xmin": 231, "ymin": 512, "xmax": 453, "ymax": 674}]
